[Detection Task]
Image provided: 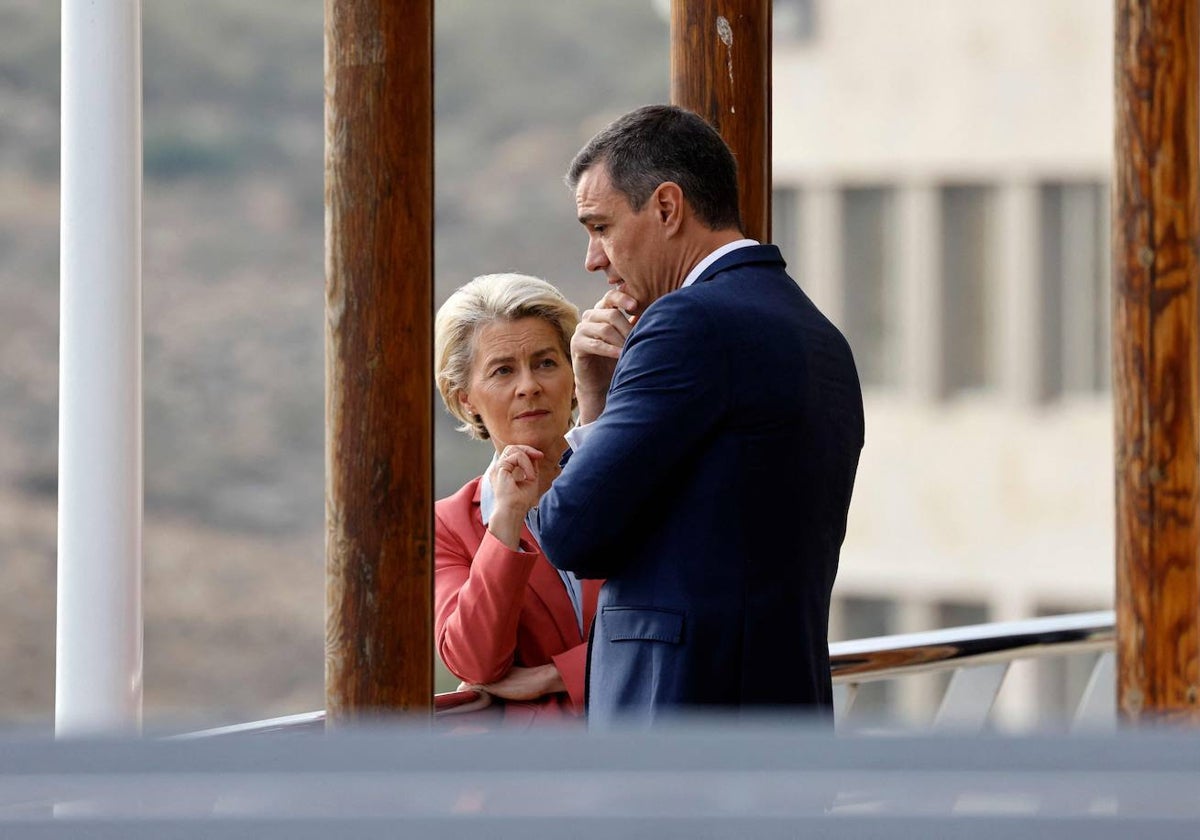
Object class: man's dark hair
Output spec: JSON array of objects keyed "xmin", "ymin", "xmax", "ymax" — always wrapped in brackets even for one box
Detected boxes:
[{"xmin": 566, "ymin": 105, "xmax": 742, "ymax": 232}]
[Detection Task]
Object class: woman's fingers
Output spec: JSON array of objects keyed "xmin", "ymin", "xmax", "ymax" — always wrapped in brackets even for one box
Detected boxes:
[
  {"xmin": 496, "ymin": 445, "xmax": 542, "ymax": 483},
  {"xmin": 478, "ymin": 664, "xmax": 562, "ymax": 702}
]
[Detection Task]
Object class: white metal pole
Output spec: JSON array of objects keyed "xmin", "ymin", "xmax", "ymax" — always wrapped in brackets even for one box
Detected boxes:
[{"xmin": 56, "ymin": 0, "xmax": 144, "ymax": 736}]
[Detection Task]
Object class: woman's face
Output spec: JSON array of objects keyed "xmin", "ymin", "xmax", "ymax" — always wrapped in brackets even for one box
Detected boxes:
[{"xmin": 458, "ymin": 316, "xmax": 574, "ymax": 454}]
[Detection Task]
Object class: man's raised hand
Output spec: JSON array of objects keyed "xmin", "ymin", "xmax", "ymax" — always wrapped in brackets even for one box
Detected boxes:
[{"xmin": 571, "ymin": 289, "xmax": 638, "ymax": 423}]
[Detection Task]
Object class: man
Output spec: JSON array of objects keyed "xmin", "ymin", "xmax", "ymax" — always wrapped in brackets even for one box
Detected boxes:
[{"xmin": 537, "ymin": 105, "xmax": 864, "ymax": 726}]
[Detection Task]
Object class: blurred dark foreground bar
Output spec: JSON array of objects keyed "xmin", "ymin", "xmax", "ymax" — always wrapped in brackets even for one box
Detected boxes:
[{"xmin": 0, "ymin": 721, "xmax": 1198, "ymax": 838}]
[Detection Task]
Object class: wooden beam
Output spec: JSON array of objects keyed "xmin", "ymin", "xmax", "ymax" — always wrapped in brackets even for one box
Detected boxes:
[
  {"xmin": 1114, "ymin": 0, "xmax": 1200, "ymax": 724},
  {"xmin": 670, "ymin": 0, "xmax": 772, "ymax": 242},
  {"xmin": 324, "ymin": 0, "xmax": 433, "ymax": 722}
]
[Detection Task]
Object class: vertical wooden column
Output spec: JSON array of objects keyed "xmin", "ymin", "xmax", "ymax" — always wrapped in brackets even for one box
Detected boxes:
[
  {"xmin": 324, "ymin": 0, "xmax": 433, "ymax": 722},
  {"xmin": 1114, "ymin": 0, "xmax": 1200, "ymax": 724},
  {"xmin": 670, "ymin": 0, "xmax": 772, "ymax": 243}
]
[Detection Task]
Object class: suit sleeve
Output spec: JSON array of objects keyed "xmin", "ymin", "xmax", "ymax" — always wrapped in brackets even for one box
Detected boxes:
[
  {"xmin": 539, "ymin": 293, "xmax": 728, "ymax": 578},
  {"xmin": 434, "ymin": 509, "xmax": 539, "ymax": 685}
]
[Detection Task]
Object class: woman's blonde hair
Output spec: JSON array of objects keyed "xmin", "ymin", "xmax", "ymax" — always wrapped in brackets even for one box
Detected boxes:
[{"xmin": 435, "ymin": 273, "xmax": 580, "ymax": 440}]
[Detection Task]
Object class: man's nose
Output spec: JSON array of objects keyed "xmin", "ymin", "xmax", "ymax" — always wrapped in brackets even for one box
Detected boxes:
[{"xmin": 584, "ymin": 238, "xmax": 608, "ymax": 273}]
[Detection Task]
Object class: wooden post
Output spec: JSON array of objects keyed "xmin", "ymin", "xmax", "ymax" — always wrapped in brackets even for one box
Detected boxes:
[
  {"xmin": 324, "ymin": 0, "xmax": 433, "ymax": 722},
  {"xmin": 1114, "ymin": 0, "xmax": 1200, "ymax": 724},
  {"xmin": 670, "ymin": 0, "xmax": 772, "ymax": 243}
]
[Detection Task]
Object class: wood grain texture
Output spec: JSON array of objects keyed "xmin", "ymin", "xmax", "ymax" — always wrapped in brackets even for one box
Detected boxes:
[
  {"xmin": 670, "ymin": 0, "xmax": 771, "ymax": 243},
  {"xmin": 1114, "ymin": 0, "xmax": 1200, "ymax": 724},
  {"xmin": 324, "ymin": 0, "xmax": 433, "ymax": 722}
]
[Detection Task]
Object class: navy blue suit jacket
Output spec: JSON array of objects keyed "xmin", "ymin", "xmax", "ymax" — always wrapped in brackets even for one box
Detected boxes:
[{"xmin": 539, "ymin": 244, "xmax": 864, "ymax": 726}]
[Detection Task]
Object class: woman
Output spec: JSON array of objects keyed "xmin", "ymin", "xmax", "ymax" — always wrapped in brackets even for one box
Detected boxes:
[{"xmin": 434, "ymin": 273, "xmax": 600, "ymax": 726}]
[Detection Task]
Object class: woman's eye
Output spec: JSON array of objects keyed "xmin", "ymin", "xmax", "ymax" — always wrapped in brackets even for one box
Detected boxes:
[
  {"xmin": 539, "ymin": 357, "xmax": 558, "ymax": 368},
  {"xmin": 491, "ymin": 365, "xmax": 511, "ymax": 377}
]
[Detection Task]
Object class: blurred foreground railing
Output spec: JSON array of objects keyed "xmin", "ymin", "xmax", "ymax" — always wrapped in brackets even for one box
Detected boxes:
[
  {"xmin": 3, "ymin": 724, "xmax": 1199, "ymax": 837},
  {"xmin": 7, "ymin": 612, "xmax": 1183, "ymax": 836}
]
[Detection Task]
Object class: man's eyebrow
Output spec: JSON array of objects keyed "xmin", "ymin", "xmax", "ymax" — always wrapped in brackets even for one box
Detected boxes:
[{"xmin": 577, "ymin": 212, "xmax": 605, "ymax": 226}]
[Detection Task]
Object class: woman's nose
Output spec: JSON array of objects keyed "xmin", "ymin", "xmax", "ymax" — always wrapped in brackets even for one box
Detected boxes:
[{"xmin": 516, "ymin": 367, "xmax": 542, "ymax": 395}]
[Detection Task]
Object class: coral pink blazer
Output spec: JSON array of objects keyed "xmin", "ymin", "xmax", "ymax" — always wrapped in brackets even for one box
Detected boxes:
[{"xmin": 435, "ymin": 476, "xmax": 601, "ymax": 726}]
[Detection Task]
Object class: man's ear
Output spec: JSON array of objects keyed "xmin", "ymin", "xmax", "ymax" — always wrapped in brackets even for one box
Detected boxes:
[{"xmin": 653, "ymin": 182, "xmax": 684, "ymax": 235}]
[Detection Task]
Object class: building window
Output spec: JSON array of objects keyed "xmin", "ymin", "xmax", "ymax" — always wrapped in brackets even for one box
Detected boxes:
[
  {"xmin": 771, "ymin": 186, "xmax": 799, "ymax": 265},
  {"xmin": 774, "ymin": 0, "xmax": 817, "ymax": 43},
  {"xmin": 941, "ymin": 186, "xmax": 995, "ymax": 395},
  {"xmin": 841, "ymin": 187, "xmax": 898, "ymax": 388},
  {"xmin": 936, "ymin": 600, "xmax": 989, "ymax": 630},
  {"xmin": 1040, "ymin": 182, "xmax": 1110, "ymax": 396}
]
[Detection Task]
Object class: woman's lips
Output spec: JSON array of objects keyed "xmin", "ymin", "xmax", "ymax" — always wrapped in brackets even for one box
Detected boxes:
[{"xmin": 515, "ymin": 410, "xmax": 550, "ymax": 420}]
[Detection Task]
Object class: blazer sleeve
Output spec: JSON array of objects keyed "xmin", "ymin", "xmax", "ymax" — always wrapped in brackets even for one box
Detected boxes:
[
  {"xmin": 434, "ymin": 507, "xmax": 539, "ymax": 685},
  {"xmin": 550, "ymin": 642, "xmax": 588, "ymax": 713},
  {"xmin": 539, "ymin": 293, "xmax": 728, "ymax": 579}
]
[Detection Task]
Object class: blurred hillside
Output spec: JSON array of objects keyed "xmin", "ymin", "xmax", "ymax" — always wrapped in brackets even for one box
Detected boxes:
[{"xmin": 0, "ymin": 0, "xmax": 667, "ymax": 728}]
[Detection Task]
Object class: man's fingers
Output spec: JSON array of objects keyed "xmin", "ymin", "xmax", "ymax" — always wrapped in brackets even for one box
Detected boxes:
[
  {"xmin": 576, "ymin": 315, "xmax": 632, "ymax": 346},
  {"xmin": 574, "ymin": 335, "xmax": 622, "ymax": 360},
  {"xmin": 573, "ymin": 321, "xmax": 625, "ymax": 349},
  {"xmin": 573, "ymin": 310, "xmax": 632, "ymax": 360},
  {"xmin": 596, "ymin": 289, "xmax": 639, "ymax": 314},
  {"xmin": 586, "ymin": 304, "xmax": 634, "ymax": 332}
]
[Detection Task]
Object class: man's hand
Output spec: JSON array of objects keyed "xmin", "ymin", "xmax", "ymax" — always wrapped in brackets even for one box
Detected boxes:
[
  {"xmin": 571, "ymin": 289, "xmax": 638, "ymax": 423},
  {"xmin": 471, "ymin": 663, "xmax": 566, "ymax": 701}
]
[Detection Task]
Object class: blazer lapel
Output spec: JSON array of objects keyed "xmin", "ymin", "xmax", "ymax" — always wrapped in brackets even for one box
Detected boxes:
[
  {"xmin": 471, "ymin": 476, "xmax": 584, "ymax": 647},
  {"xmin": 526, "ymin": 530, "xmax": 587, "ymax": 646}
]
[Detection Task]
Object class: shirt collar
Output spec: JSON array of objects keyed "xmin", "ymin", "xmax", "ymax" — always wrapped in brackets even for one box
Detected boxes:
[
  {"xmin": 478, "ymin": 453, "xmax": 500, "ymax": 525},
  {"xmin": 681, "ymin": 238, "xmax": 759, "ymax": 289}
]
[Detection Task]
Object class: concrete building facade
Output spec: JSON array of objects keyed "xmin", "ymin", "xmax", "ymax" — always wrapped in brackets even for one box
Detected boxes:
[{"xmin": 770, "ymin": 0, "xmax": 1114, "ymax": 727}]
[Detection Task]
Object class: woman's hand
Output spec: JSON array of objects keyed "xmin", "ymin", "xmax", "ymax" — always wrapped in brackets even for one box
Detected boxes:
[
  {"xmin": 470, "ymin": 663, "xmax": 566, "ymax": 702},
  {"xmin": 486, "ymin": 444, "xmax": 543, "ymax": 549}
]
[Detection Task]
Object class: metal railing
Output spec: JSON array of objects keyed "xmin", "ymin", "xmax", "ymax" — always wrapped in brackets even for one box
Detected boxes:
[
  {"xmin": 830, "ymin": 610, "xmax": 1115, "ymax": 731},
  {"xmin": 181, "ymin": 611, "xmax": 1117, "ymax": 737}
]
